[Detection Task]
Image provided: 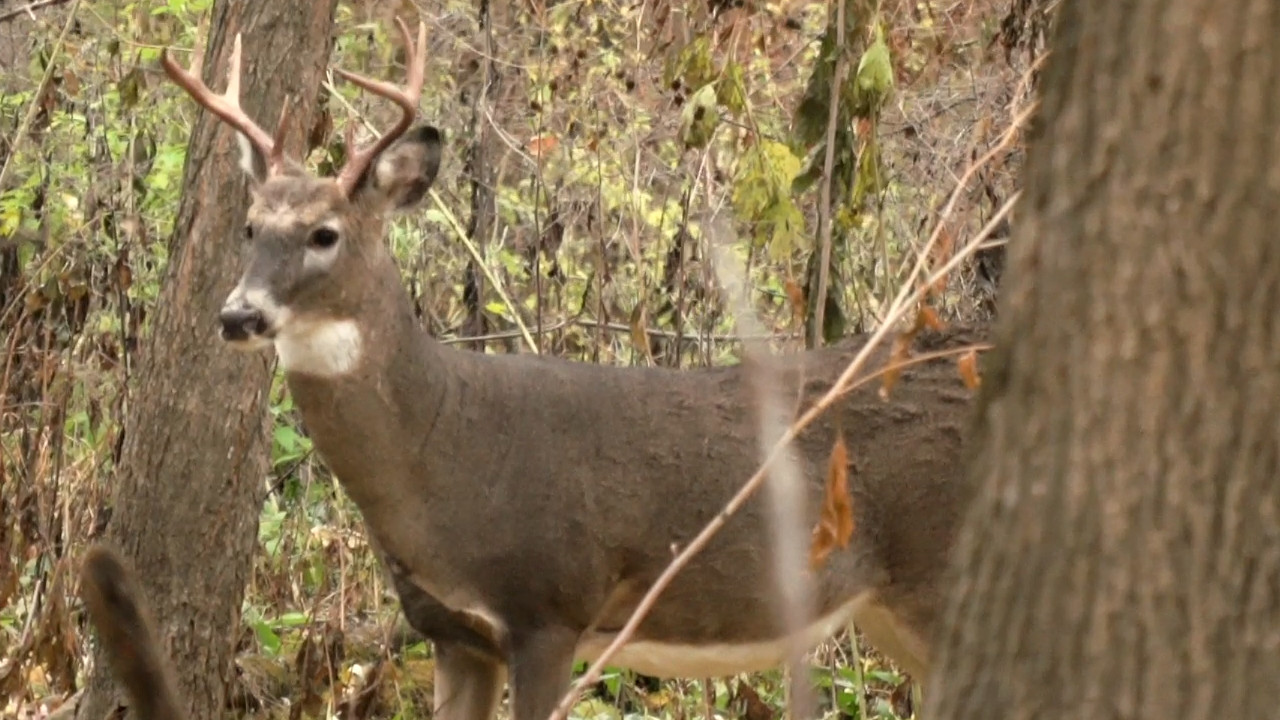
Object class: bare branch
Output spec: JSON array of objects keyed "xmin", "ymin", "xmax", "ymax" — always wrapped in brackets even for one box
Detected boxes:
[
  {"xmin": 0, "ymin": 0, "xmax": 71, "ymax": 24},
  {"xmin": 812, "ymin": 0, "xmax": 849, "ymax": 348}
]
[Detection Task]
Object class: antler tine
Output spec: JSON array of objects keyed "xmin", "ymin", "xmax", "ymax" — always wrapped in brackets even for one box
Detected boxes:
[
  {"xmin": 333, "ymin": 17, "xmax": 429, "ymax": 196},
  {"xmin": 160, "ymin": 33, "xmax": 286, "ymax": 175}
]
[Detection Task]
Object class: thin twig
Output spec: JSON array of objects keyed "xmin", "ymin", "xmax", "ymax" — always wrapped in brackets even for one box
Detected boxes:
[
  {"xmin": 0, "ymin": 0, "xmax": 83, "ymax": 190},
  {"xmin": 0, "ymin": 0, "xmax": 70, "ymax": 23},
  {"xmin": 812, "ymin": 0, "xmax": 848, "ymax": 348},
  {"xmin": 438, "ymin": 317, "xmax": 800, "ymax": 345},
  {"xmin": 425, "ymin": 188, "xmax": 539, "ymax": 351}
]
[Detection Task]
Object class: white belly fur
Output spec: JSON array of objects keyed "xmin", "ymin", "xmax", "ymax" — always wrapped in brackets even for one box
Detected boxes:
[{"xmin": 572, "ymin": 593, "xmax": 873, "ymax": 678}]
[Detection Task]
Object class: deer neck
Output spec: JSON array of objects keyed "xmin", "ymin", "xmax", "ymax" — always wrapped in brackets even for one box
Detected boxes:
[{"xmin": 277, "ymin": 260, "xmax": 458, "ymax": 513}]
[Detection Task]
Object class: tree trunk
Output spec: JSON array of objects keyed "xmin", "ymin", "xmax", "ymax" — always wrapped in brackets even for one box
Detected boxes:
[
  {"xmin": 926, "ymin": 2, "xmax": 1280, "ymax": 719},
  {"xmin": 461, "ymin": 0, "xmax": 501, "ymax": 351},
  {"xmin": 77, "ymin": 2, "xmax": 338, "ymax": 718}
]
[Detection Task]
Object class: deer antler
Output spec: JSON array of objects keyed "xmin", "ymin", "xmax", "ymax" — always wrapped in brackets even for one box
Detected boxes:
[
  {"xmin": 160, "ymin": 33, "xmax": 291, "ymax": 177},
  {"xmin": 333, "ymin": 17, "xmax": 429, "ymax": 196}
]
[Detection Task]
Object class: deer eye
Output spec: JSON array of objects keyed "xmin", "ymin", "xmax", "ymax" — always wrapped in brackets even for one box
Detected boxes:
[
  {"xmin": 309, "ymin": 227, "xmax": 340, "ymax": 250},
  {"xmin": 243, "ymin": 224, "xmax": 254, "ymax": 240}
]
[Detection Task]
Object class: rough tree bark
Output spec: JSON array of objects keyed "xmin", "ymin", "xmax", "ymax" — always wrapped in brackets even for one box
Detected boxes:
[
  {"xmin": 926, "ymin": 1, "xmax": 1280, "ymax": 718},
  {"xmin": 76, "ymin": 2, "xmax": 338, "ymax": 718},
  {"xmin": 461, "ymin": 0, "xmax": 501, "ymax": 350}
]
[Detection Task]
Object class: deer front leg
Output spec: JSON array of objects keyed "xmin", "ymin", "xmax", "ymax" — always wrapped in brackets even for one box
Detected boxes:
[
  {"xmin": 433, "ymin": 643, "xmax": 507, "ymax": 720},
  {"xmin": 507, "ymin": 627, "xmax": 579, "ymax": 720}
]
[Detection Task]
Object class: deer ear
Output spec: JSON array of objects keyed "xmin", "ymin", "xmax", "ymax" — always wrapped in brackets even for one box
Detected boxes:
[
  {"xmin": 353, "ymin": 125, "xmax": 442, "ymax": 212},
  {"xmin": 236, "ymin": 131, "xmax": 269, "ymax": 186}
]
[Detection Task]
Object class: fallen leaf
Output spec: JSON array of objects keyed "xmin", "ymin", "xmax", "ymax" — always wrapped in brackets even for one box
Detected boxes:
[{"xmin": 809, "ymin": 434, "xmax": 854, "ymax": 570}]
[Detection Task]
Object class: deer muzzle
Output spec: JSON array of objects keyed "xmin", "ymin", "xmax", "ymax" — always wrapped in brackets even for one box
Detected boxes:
[
  {"xmin": 218, "ymin": 306, "xmax": 269, "ymax": 342},
  {"xmin": 218, "ymin": 284, "xmax": 289, "ymax": 346}
]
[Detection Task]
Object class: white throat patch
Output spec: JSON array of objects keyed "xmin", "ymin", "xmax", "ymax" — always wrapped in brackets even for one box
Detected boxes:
[{"xmin": 275, "ymin": 319, "xmax": 363, "ymax": 377}]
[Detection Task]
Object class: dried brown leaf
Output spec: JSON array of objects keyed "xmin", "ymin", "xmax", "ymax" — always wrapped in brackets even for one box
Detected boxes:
[
  {"xmin": 628, "ymin": 305, "xmax": 648, "ymax": 351},
  {"xmin": 929, "ymin": 225, "xmax": 955, "ymax": 298},
  {"xmin": 958, "ymin": 349, "xmax": 982, "ymax": 389},
  {"xmin": 917, "ymin": 303, "xmax": 944, "ymax": 332},
  {"xmin": 63, "ymin": 70, "xmax": 81, "ymax": 97},
  {"xmin": 527, "ymin": 134, "xmax": 559, "ymax": 160},
  {"xmin": 783, "ymin": 278, "xmax": 807, "ymax": 329},
  {"xmin": 629, "ymin": 305, "xmax": 656, "ymax": 365},
  {"xmin": 879, "ymin": 333, "xmax": 914, "ymax": 399},
  {"xmin": 731, "ymin": 680, "xmax": 774, "ymax": 720},
  {"xmin": 809, "ymin": 434, "xmax": 854, "ymax": 570}
]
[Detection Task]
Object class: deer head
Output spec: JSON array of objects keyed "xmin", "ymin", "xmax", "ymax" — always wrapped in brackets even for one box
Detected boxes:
[{"xmin": 160, "ymin": 19, "xmax": 441, "ymax": 376}]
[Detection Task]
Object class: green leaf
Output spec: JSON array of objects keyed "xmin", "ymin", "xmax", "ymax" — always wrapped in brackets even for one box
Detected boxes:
[
  {"xmin": 272, "ymin": 424, "xmax": 310, "ymax": 466},
  {"xmin": 665, "ymin": 36, "xmax": 714, "ymax": 91},
  {"xmin": 0, "ymin": 206, "xmax": 18, "ymax": 238},
  {"xmin": 717, "ymin": 61, "xmax": 747, "ymax": 118},
  {"xmin": 852, "ymin": 133, "xmax": 887, "ymax": 204},
  {"xmin": 17, "ymin": 240, "xmax": 37, "ymax": 271},
  {"xmin": 679, "ymin": 84, "xmax": 719, "ymax": 149},
  {"xmin": 732, "ymin": 140, "xmax": 806, "ymax": 256},
  {"xmin": 274, "ymin": 611, "xmax": 310, "ymax": 628},
  {"xmin": 118, "ymin": 67, "xmax": 143, "ymax": 110},
  {"xmin": 253, "ymin": 620, "xmax": 282, "ymax": 656},
  {"xmin": 855, "ymin": 34, "xmax": 894, "ymax": 101}
]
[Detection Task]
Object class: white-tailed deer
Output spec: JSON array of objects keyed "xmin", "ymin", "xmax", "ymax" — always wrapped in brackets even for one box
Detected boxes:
[
  {"xmin": 80, "ymin": 544, "xmax": 186, "ymax": 720},
  {"xmin": 160, "ymin": 18, "xmax": 979, "ymax": 720}
]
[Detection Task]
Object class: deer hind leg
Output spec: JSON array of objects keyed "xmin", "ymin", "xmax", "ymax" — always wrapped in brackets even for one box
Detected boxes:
[
  {"xmin": 433, "ymin": 643, "xmax": 506, "ymax": 720},
  {"xmin": 849, "ymin": 594, "xmax": 933, "ymax": 683},
  {"xmin": 506, "ymin": 626, "xmax": 579, "ymax": 720}
]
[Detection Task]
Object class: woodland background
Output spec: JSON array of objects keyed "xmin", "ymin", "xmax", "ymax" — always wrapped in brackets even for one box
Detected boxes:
[{"xmin": 0, "ymin": 0, "xmax": 1047, "ymax": 717}]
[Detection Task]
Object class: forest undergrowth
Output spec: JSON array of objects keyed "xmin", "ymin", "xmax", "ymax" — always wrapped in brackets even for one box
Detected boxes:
[{"xmin": 0, "ymin": 0, "xmax": 1047, "ymax": 716}]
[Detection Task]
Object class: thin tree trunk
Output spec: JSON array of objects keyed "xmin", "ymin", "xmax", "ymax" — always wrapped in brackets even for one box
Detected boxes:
[
  {"xmin": 462, "ymin": 0, "xmax": 499, "ymax": 351},
  {"xmin": 927, "ymin": 2, "xmax": 1280, "ymax": 719},
  {"xmin": 76, "ymin": 2, "xmax": 338, "ymax": 718}
]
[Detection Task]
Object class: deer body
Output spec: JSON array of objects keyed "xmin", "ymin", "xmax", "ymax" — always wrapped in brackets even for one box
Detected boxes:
[
  {"xmin": 280, "ymin": 258, "xmax": 972, "ymax": 700},
  {"xmin": 157, "ymin": 21, "xmax": 977, "ymax": 720}
]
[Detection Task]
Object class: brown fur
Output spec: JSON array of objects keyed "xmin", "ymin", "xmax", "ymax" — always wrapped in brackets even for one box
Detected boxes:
[
  {"xmin": 166, "ymin": 37, "xmax": 982, "ymax": 720},
  {"xmin": 79, "ymin": 544, "xmax": 186, "ymax": 720},
  {"xmin": 235, "ymin": 134, "xmax": 979, "ymax": 719}
]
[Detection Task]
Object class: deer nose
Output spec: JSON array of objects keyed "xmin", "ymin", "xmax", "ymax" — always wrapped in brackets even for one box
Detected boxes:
[{"xmin": 218, "ymin": 307, "xmax": 268, "ymax": 342}]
